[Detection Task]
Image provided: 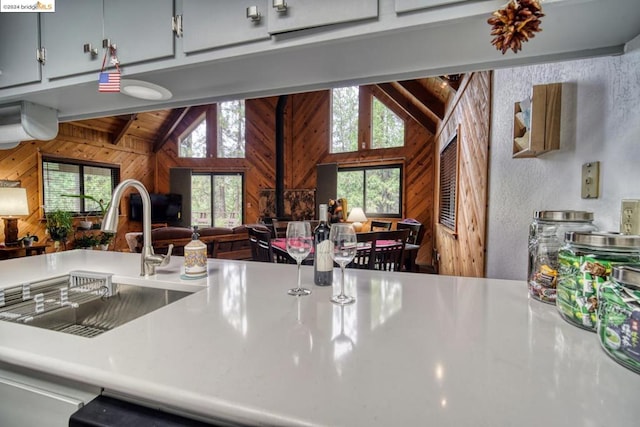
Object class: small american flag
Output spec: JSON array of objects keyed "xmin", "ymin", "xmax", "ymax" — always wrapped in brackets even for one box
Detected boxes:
[{"xmin": 98, "ymin": 71, "xmax": 121, "ymax": 92}]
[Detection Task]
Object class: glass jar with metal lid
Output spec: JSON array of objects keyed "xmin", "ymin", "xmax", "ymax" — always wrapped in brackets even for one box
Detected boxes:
[
  {"xmin": 528, "ymin": 211, "xmax": 597, "ymax": 304},
  {"xmin": 598, "ymin": 265, "xmax": 640, "ymax": 374},
  {"xmin": 557, "ymin": 232, "xmax": 640, "ymax": 331}
]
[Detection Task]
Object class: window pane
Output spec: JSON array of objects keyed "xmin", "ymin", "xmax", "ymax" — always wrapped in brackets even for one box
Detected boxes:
[
  {"xmin": 365, "ymin": 168, "xmax": 400, "ymax": 215},
  {"xmin": 337, "ymin": 170, "xmax": 363, "ymax": 209},
  {"xmin": 213, "ymin": 175, "xmax": 243, "ymax": 227},
  {"xmin": 83, "ymin": 166, "xmax": 113, "ymax": 213},
  {"xmin": 218, "ymin": 100, "xmax": 245, "ymax": 158},
  {"xmin": 372, "ymin": 98, "xmax": 404, "ymax": 149},
  {"xmin": 191, "ymin": 175, "xmax": 212, "ymax": 227},
  {"xmin": 331, "ymin": 86, "xmax": 359, "ymax": 153},
  {"xmin": 43, "ymin": 162, "xmax": 81, "ymax": 212},
  {"xmin": 42, "ymin": 161, "xmax": 117, "ymax": 214},
  {"xmin": 337, "ymin": 166, "xmax": 402, "ymax": 218},
  {"xmin": 179, "ymin": 119, "xmax": 207, "ymax": 158}
]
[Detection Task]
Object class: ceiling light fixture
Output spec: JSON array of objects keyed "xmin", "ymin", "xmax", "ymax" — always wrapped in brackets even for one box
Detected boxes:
[{"xmin": 120, "ymin": 79, "xmax": 172, "ymax": 101}]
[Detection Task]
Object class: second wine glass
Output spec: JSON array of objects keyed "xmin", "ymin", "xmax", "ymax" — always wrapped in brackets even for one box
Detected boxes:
[
  {"xmin": 286, "ymin": 221, "xmax": 313, "ymax": 296},
  {"xmin": 329, "ymin": 223, "xmax": 357, "ymax": 305}
]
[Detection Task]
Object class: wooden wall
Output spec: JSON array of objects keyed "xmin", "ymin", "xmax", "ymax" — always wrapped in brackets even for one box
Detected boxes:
[
  {"xmin": 0, "ymin": 123, "xmax": 155, "ymax": 252},
  {"xmin": 434, "ymin": 71, "xmax": 491, "ymax": 277},
  {"xmin": 1, "ymin": 85, "xmax": 448, "ymax": 267},
  {"xmin": 155, "ymin": 88, "xmax": 436, "ymax": 266}
]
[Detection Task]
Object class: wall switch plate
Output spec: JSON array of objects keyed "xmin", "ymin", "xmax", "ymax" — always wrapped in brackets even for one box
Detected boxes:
[
  {"xmin": 581, "ymin": 161, "xmax": 600, "ymax": 199},
  {"xmin": 621, "ymin": 199, "xmax": 640, "ymax": 234}
]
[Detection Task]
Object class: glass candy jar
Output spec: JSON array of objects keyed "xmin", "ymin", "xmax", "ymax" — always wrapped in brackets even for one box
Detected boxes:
[
  {"xmin": 598, "ymin": 265, "xmax": 640, "ymax": 374},
  {"xmin": 528, "ymin": 211, "xmax": 597, "ymax": 304},
  {"xmin": 557, "ymin": 232, "xmax": 640, "ymax": 331}
]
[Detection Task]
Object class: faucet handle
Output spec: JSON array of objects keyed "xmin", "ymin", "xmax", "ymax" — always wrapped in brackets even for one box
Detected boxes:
[{"xmin": 160, "ymin": 244, "xmax": 174, "ymax": 266}]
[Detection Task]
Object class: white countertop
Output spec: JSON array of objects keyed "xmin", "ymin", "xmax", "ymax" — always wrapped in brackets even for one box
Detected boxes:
[{"xmin": 0, "ymin": 251, "xmax": 638, "ymax": 426}]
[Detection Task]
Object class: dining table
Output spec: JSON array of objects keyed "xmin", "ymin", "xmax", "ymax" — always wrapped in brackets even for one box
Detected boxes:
[{"xmin": 270, "ymin": 238, "xmax": 420, "ymax": 271}]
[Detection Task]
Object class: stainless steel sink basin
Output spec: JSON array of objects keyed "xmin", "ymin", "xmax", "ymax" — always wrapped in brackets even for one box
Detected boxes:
[{"xmin": 0, "ymin": 272, "xmax": 194, "ymax": 338}]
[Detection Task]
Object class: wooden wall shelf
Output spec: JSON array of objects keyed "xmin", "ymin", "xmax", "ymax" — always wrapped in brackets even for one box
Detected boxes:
[{"xmin": 512, "ymin": 83, "xmax": 562, "ymax": 158}]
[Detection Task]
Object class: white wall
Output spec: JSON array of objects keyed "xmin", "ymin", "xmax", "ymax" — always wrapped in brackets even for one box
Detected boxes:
[{"xmin": 486, "ymin": 37, "xmax": 640, "ymax": 280}]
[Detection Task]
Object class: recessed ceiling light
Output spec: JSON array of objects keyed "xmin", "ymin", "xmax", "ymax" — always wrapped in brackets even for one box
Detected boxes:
[{"xmin": 120, "ymin": 79, "xmax": 172, "ymax": 101}]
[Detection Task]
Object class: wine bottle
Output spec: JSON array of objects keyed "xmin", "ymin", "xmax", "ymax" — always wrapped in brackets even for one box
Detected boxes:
[{"xmin": 314, "ymin": 204, "xmax": 333, "ymax": 286}]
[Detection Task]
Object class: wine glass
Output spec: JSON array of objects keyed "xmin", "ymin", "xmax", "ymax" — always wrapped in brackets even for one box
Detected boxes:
[
  {"xmin": 329, "ymin": 223, "xmax": 357, "ymax": 305},
  {"xmin": 286, "ymin": 221, "xmax": 313, "ymax": 296}
]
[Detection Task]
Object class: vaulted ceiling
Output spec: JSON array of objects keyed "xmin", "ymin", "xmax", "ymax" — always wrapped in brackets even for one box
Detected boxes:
[{"xmin": 66, "ymin": 75, "xmax": 460, "ymax": 151}]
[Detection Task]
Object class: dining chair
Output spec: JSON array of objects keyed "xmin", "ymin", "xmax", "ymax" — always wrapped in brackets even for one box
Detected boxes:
[
  {"xmin": 271, "ymin": 219, "xmax": 290, "ymax": 239},
  {"xmin": 370, "ymin": 220, "xmax": 392, "ymax": 231},
  {"xmin": 396, "ymin": 221, "xmax": 423, "ymax": 245},
  {"xmin": 372, "ymin": 229, "xmax": 409, "ymax": 271},
  {"xmin": 247, "ymin": 227, "xmax": 274, "ymax": 262},
  {"xmin": 349, "ymin": 231, "xmax": 379, "ymax": 270}
]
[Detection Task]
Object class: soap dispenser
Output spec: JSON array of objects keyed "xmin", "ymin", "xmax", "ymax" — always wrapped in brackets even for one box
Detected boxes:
[{"xmin": 184, "ymin": 226, "xmax": 207, "ymax": 278}]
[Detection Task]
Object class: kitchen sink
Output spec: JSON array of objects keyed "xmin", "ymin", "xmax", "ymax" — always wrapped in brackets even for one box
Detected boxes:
[{"xmin": 0, "ymin": 271, "xmax": 194, "ymax": 338}]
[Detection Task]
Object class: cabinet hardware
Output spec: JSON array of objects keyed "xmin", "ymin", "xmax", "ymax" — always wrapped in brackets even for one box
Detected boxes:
[
  {"xmin": 83, "ymin": 43, "xmax": 98, "ymax": 58},
  {"xmin": 246, "ymin": 6, "xmax": 261, "ymax": 22},
  {"xmin": 36, "ymin": 47, "xmax": 46, "ymax": 65},
  {"xmin": 273, "ymin": 0, "xmax": 287, "ymax": 13},
  {"xmin": 102, "ymin": 39, "xmax": 117, "ymax": 50},
  {"xmin": 172, "ymin": 15, "xmax": 183, "ymax": 37}
]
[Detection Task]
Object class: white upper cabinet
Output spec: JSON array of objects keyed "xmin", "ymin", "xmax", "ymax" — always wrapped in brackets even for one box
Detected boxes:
[
  {"xmin": 41, "ymin": 0, "xmax": 175, "ymax": 79},
  {"xmin": 266, "ymin": 0, "xmax": 378, "ymax": 35},
  {"xmin": 0, "ymin": 14, "xmax": 41, "ymax": 89},
  {"xmin": 395, "ymin": 0, "xmax": 469, "ymax": 13},
  {"xmin": 182, "ymin": 0, "xmax": 270, "ymax": 54}
]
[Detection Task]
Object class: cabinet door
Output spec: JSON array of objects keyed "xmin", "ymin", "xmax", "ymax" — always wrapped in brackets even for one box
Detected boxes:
[
  {"xmin": 41, "ymin": 0, "xmax": 103, "ymax": 79},
  {"xmin": 104, "ymin": 0, "xmax": 175, "ymax": 66},
  {"xmin": 0, "ymin": 13, "xmax": 41, "ymax": 88},
  {"xmin": 42, "ymin": 0, "xmax": 174, "ymax": 80},
  {"xmin": 395, "ymin": 0, "xmax": 469, "ymax": 14},
  {"xmin": 182, "ymin": 0, "xmax": 269, "ymax": 54},
  {"xmin": 266, "ymin": 0, "xmax": 378, "ymax": 34},
  {"xmin": 0, "ymin": 374, "xmax": 89, "ymax": 427}
]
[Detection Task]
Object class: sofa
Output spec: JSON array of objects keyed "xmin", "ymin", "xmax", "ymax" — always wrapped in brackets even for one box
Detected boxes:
[{"xmin": 129, "ymin": 224, "xmax": 270, "ymax": 260}]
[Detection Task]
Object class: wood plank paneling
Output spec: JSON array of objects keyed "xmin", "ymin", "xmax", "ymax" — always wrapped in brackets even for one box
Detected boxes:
[
  {"xmin": 0, "ymin": 124, "xmax": 155, "ymax": 252},
  {"xmin": 434, "ymin": 71, "xmax": 491, "ymax": 277}
]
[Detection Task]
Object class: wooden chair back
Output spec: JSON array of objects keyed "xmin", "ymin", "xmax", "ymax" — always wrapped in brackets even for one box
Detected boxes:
[
  {"xmin": 271, "ymin": 219, "xmax": 290, "ymax": 238},
  {"xmin": 247, "ymin": 227, "xmax": 273, "ymax": 262},
  {"xmin": 350, "ymin": 231, "xmax": 379, "ymax": 270},
  {"xmin": 373, "ymin": 229, "xmax": 409, "ymax": 271},
  {"xmin": 396, "ymin": 222, "xmax": 423, "ymax": 245}
]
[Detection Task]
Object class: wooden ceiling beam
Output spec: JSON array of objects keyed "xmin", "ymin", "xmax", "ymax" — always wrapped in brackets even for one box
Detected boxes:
[
  {"xmin": 397, "ymin": 80, "xmax": 446, "ymax": 120},
  {"xmin": 376, "ymin": 83, "xmax": 437, "ymax": 134},
  {"xmin": 152, "ymin": 107, "xmax": 191, "ymax": 153},
  {"xmin": 112, "ymin": 113, "xmax": 138, "ymax": 145}
]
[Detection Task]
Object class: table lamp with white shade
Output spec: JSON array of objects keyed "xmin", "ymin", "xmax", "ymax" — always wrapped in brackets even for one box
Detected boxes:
[
  {"xmin": 0, "ymin": 187, "xmax": 29, "ymax": 245},
  {"xmin": 347, "ymin": 207, "xmax": 367, "ymax": 232}
]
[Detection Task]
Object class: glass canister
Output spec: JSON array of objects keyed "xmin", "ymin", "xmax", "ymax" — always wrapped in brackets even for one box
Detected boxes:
[
  {"xmin": 598, "ymin": 265, "xmax": 640, "ymax": 374},
  {"xmin": 528, "ymin": 211, "xmax": 597, "ymax": 304},
  {"xmin": 557, "ymin": 232, "xmax": 640, "ymax": 331}
]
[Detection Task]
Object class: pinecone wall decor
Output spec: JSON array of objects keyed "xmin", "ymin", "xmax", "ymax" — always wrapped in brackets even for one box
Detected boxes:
[{"xmin": 488, "ymin": 0, "xmax": 545, "ymax": 54}]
